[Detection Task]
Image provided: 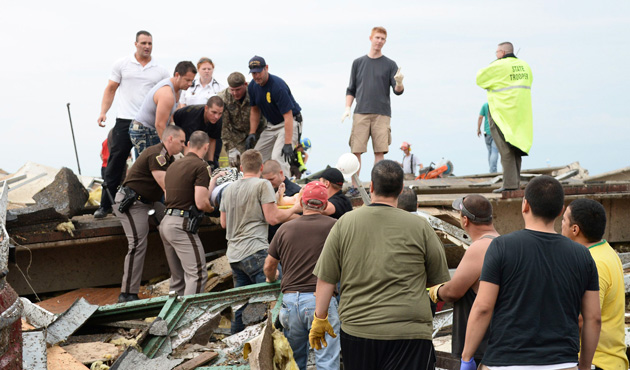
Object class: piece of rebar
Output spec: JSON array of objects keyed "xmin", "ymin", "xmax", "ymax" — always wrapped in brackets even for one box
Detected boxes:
[{"xmin": 66, "ymin": 103, "xmax": 82, "ymax": 175}]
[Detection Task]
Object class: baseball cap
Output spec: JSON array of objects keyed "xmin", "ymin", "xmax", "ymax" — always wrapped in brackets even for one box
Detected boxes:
[
  {"xmin": 248, "ymin": 56, "xmax": 266, "ymax": 73},
  {"xmin": 302, "ymin": 181, "xmax": 328, "ymax": 207},
  {"xmin": 320, "ymin": 167, "xmax": 345, "ymax": 187},
  {"xmin": 227, "ymin": 72, "xmax": 246, "ymax": 87},
  {"xmin": 452, "ymin": 196, "xmax": 493, "ymax": 223}
]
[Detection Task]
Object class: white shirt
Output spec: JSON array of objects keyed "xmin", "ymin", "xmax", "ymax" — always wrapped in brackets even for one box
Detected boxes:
[
  {"xmin": 402, "ymin": 153, "xmax": 418, "ymax": 175},
  {"xmin": 179, "ymin": 78, "xmax": 225, "ymax": 106},
  {"xmin": 109, "ymin": 54, "xmax": 170, "ymax": 119}
]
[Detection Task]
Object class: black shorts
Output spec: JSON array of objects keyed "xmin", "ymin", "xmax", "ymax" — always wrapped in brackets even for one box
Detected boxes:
[{"xmin": 340, "ymin": 329, "xmax": 436, "ymax": 370}]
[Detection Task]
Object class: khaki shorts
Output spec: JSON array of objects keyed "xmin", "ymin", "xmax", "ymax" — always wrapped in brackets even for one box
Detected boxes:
[{"xmin": 349, "ymin": 113, "xmax": 391, "ymax": 154}]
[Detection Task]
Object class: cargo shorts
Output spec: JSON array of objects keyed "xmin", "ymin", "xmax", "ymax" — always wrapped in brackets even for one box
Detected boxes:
[{"xmin": 349, "ymin": 113, "xmax": 391, "ymax": 154}]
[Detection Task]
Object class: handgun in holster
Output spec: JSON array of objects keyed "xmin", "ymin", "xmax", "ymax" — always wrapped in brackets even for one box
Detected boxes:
[
  {"xmin": 118, "ymin": 186, "xmax": 138, "ymax": 213},
  {"xmin": 186, "ymin": 205, "xmax": 205, "ymax": 234}
]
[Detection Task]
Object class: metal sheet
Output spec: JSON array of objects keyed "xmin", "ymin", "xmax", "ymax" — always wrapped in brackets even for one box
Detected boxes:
[
  {"xmin": 20, "ymin": 297, "xmax": 56, "ymax": 328},
  {"xmin": 110, "ymin": 347, "xmax": 183, "ymax": 370},
  {"xmin": 22, "ymin": 331, "xmax": 47, "ymax": 370},
  {"xmin": 45, "ymin": 297, "xmax": 98, "ymax": 346},
  {"xmin": 432, "ymin": 308, "xmax": 453, "ymax": 338},
  {"xmin": 416, "ymin": 211, "xmax": 470, "ymax": 247}
]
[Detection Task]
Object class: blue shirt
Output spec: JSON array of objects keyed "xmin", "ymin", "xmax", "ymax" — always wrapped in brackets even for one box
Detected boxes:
[
  {"xmin": 479, "ymin": 102, "xmax": 490, "ymax": 135},
  {"xmin": 248, "ymin": 74, "xmax": 301, "ymax": 125}
]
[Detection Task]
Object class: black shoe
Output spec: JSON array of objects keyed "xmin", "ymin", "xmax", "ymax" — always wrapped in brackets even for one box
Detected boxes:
[
  {"xmin": 94, "ymin": 207, "xmax": 112, "ymax": 219},
  {"xmin": 117, "ymin": 293, "xmax": 139, "ymax": 303},
  {"xmin": 492, "ymin": 187, "xmax": 517, "ymax": 194}
]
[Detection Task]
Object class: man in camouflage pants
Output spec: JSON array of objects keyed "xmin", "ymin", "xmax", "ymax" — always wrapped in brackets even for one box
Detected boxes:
[{"xmin": 217, "ymin": 72, "xmax": 266, "ymax": 167}]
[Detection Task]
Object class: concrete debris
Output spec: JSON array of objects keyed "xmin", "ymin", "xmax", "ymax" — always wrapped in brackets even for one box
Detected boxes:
[
  {"xmin": 243, "ymin": 302, "xmax": 268, "ymax": 326},
  {"xmin": 62, "ymin": 342, "xmax": 118, "ymax": 365},
  {"xmin": 243, "ymin": 316, "xmax": 274, "ymax": 370},
  {"xmin": 148, "ymin": 317, "xmax": 169, "ymax": 336},
  {"xmin": 46, "ymin": 298, "xmax": 99, "ymax": 346},
  {"xmin": 109, "ymin": 347, "xmax": 183, "ymax": 370},
  {"xmin": 20, "ymin": 297, "xmax": 56, "ymax": 328},
  {"xmin": 22, "ymin": 331, "xmax": 47, "ymax": 370},
  {"xmin": 32, "ymin": 167, "xmax": 89, "ymax": 218}
]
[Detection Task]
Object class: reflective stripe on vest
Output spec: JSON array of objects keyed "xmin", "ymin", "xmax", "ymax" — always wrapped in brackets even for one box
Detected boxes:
[{"xmin": 490, "ymin": 85, "xmax": 531, "ymax": 93}]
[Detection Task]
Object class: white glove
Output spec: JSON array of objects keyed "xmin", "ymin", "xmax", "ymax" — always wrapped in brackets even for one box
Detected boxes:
[
  {"xmin": 341, "ymin": 107, "xmax": 351, "ymax": 123},
  {"xmin": 394, "ymin": 67, "xmax": 404, "ymax": 86}
]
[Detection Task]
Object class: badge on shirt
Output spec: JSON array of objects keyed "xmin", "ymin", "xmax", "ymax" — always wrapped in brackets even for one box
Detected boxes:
[
  {"xmin": 207, "ymin": 166, "xmax": 212, "ymax": 178},
  {"xmin": 266, "ymin": 92, "xmax": 271, "ymax": 103},
  {"xmin": 156, "ymin": 155, "xmax": 167, "ymax": 166}
]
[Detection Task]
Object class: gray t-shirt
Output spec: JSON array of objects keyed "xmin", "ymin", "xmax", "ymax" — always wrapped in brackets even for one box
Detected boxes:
[
  {"xmin": 346, "ymin": 55, "xmax": 402, "ymax": 117},
  {"xmin": 134, "ymin": 77, "xmax": 176, "ymax": 128},
  {"xmin": 220, "ymin": 177, "xmax": 276, "ymax": 263}
]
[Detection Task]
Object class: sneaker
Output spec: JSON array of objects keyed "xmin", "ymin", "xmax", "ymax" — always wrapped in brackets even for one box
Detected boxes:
[
  {"xmin": 345, "ymin": 187, "xmax": 361, "ymax": 198},
  {"xmin": 93, "ymin": 207, "xmax": 112, "ymax": 219},
  {"xmin": 117, "ymin": 293, "xmax": 140, "ymax": 303}
]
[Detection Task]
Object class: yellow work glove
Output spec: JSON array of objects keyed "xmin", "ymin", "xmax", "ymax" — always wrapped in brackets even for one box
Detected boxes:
[
  {"xmin": 428, "ymin": 283, "xmax": 444, "ymax": 304},
  {"xmin": 394, "ymin": 67, "xmax": 404, "ymax": 87},
  {"xmin": 309, "ymin": 314, "xmax": 337, "ymax": 350}
]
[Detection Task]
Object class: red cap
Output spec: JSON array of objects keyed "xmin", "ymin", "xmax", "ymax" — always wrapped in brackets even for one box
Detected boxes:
[
  {"xmin": 400, "ymin": 141, "xmax": 410, "ymax": 149},
  {"xmin": 302, "ymin": 181, "xmax": 328, "ymax": 206}
]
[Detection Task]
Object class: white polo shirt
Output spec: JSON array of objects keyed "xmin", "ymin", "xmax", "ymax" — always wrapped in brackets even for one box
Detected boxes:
[
  {"xmin": 109, "ymin": 54, "xmax": 170, "ymax": 119},
  {"xmin": 179, "ymin": 78, "xmax": 225, "ymax": 106}
]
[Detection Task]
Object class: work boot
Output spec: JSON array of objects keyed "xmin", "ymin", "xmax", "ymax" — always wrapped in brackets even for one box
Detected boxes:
[
  {"xmin": 117, "ymin": 293, "xmax": 140, "ymax": 303},
  {"xmin": 94, "ymin": 207, "xmax": 112, "ymax": 219}
]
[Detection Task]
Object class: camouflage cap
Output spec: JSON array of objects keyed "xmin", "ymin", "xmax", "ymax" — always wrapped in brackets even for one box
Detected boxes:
[{"xmin": 227, "ymin": 72, "xmax": 246, "ymax": 88}]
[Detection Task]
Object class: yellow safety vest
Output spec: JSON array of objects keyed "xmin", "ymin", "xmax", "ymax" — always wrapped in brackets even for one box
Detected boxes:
[{"xmin": 476, "ymin": 57, "xmax": 533, "ymax": 154}]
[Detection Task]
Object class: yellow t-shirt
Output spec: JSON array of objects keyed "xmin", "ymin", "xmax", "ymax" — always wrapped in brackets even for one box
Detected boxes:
[{"xmin": 589, "ymin": 240, "xmax": 628, "ymax": 370}]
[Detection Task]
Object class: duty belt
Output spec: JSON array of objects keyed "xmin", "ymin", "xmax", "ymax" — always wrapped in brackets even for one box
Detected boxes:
[
  {"xmin": 118, "ymin": 186, "xmax": 151, "ymax": 204},
  {"xmin": 165, "ymin": 208, "xmax": 191, "ymax": 218}
]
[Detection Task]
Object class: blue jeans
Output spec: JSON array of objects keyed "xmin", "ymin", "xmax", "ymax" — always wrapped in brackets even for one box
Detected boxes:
[
  {"xmin": 230, "ymin": 249, "xmax": 268, "ymax": 333},
  {"xmin": 129, "ymin": 122, "xmax": 160, "ymax": 156},
  {"xmin": 484, "ymin": 133, "xmax": 499, "ymax": 173},
  {"xmin": 279, "ymin": 293, "xmax": 340, "ymax": 370}
]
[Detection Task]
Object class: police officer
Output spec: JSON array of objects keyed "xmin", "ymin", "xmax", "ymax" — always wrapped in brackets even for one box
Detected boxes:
[
  {"xmin": 477, "ymin": 42, "xmax": 533, "ymax": 193},
  {"xmin": 173, "ymin": 95, "xmax": 225, "ymax": 167},
  {"xmin": 159, "ymin": 130, "xmax": 214, "ymax": 296},
  {"xmin": 217, "ymin": 72, "xmax": 266, "ymax": 167},
  {"xmin": 113, "ymin": 125, "xmax": 186, "ymax": 303}
]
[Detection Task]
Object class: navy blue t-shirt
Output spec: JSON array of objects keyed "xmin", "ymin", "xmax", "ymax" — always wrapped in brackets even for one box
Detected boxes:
[{"xmin": 248, "ymin": 75, "xmax": 301, "ymax": 125}]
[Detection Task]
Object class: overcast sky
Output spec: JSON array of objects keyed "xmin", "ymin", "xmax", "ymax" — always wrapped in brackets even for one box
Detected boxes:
[{"xmin": 1, "ymin": 1, "xmax": 628, "ymax": 180}]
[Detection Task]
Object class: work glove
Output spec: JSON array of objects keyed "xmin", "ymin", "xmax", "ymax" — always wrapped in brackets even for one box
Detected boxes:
[
  {"xmin": 394, "ymin": 67, "xmax": 404, "ymax": 86},
  {"xmin": 428, "ymin": 283, "xmax": 444, "ymax": 303},
  {"xmin": 281, "ymin": 144, "xmax": 293, "ymax": 163},
  {"xmin": 460, "ymin": 358, "xmax": 476, "ymax": 370},
  {"xmin": 245, "ymin": 134, "xmax": 256, "ymax": 150},
  {"xmin": 309, "ymin": 314, "xmax": 337, "ymax": 350},
  {"xmin": 341, "ymin": 107, "xmax": 351, "ymax": 123}
]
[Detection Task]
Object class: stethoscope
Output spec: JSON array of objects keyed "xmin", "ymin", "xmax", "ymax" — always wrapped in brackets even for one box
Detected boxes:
[{"xmin": 190, "ymin": 79, "xmax": 221, "ymax": 95}]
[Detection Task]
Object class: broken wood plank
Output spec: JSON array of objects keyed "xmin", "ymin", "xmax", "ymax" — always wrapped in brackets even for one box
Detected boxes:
[
  {"xmin": 173, "ymin": 351, "xmax": 218, "ymax": 370},
  {"xmin": 62, "ymin": 342, "xmax": 119, "ymax": 365},
  {"xmin": 47, "ymin": 346, "xmax": 89, "ymax": 370}
]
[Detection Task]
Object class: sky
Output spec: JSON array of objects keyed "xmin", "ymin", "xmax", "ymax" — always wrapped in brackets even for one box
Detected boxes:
[{"xmin": 1, "ymin": 1, "xmax": 629, "ymax": 180}]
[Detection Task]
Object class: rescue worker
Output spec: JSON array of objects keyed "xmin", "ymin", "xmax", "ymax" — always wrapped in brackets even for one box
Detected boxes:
[
  {"xmin": 476, "ymin": 42, "xmax": 533, "ymax": 193},
  {"xmin": 159, "ymin": 131, "xmax": 214, "ymax": 296},
  {"xmin": 217, "ymin": 72, "xmax": 266, "ymax": 167},
  {"xmin": 113, "ymin": 125, "xmax": 186, "ymax": 303}
]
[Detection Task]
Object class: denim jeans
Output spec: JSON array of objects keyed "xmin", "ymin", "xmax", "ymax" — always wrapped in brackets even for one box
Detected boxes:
[
  {"xmin": 279, "ymin": 293, "xmax": 340, "ymax": 370},
  {"xmin": 484, "ymin": 133, "xmax": 499, "ymax": 173},
  {"xmin": 129, "ymin": 122, "xmax": 160, "ymax": 156},
  {"xmin": 230, "ymin": 249, "xmax": 269, "ymax": 333}
]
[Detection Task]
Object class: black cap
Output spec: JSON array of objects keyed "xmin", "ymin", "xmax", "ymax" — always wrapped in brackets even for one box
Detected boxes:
[
  {"xmin": 320, "ymin": 167, "xmax": 345, "ymax": 186},
  {"xmin": 248, "ymin": 56, "xmax": 266, "ymax": 73}
]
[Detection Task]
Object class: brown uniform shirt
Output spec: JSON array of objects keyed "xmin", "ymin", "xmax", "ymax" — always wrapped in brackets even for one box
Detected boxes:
[
  {"xmin": 123, "ymin": 143, "xmax": 172, "ymax": 201},
  {"xmin": 164, "ymin": 152, "xmax": 211, "ymax": 210},
  {"xmin": 268, "ymin": 214, "xmax": 337, "ymax": 293}
]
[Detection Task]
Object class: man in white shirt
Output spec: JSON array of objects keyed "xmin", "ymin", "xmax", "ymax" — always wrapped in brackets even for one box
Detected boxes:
[{"xmin": 95, "ymin": 30, "xmax": 169, "ymax": 219}]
